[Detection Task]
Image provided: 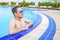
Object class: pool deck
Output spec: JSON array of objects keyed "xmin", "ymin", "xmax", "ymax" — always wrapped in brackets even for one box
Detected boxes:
[{"xmin": 38, "ymin": 10, "xmax": 60, "ymax": 40}]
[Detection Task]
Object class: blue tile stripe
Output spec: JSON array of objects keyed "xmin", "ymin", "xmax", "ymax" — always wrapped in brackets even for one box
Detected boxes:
[
  {"xmin": 38, "ymin": 14, "xmax": 56, "ymax": 40},
  {"xmin": 0, "ymin": 14, "xmax": 42, "ymax": 40}
]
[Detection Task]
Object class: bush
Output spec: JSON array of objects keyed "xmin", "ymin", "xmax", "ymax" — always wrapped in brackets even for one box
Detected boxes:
[
  {"xmin": 29, "ymin": 2, "xmax": 35, "ymax": 5},
  {"xmin": 45, "ymin": 2, "xmax": 53, "ymax": 7},
  {"xmin": 11, "ymin": 2, "xmax": 16, "ymax": 5},
  {"xmin": 57, "ymin": 2, "xmax": 60, "ymax": 8},
  {"xmin": 0, "ymin": 2, "xmax": 8, "ymax": 6},
  {"xmin": 19, "ymin": 1, "xmax": 29, "ymax": 7},
  {"xmin": 51, "ymin": 2, "xmax": 60, "ymax": 8},
  {"xmin": 38, "ymin": 2, "xmax": 60, "ymax": 8},
  {"xmin": 38, "ymin": 2, "xmax": 52, "ymax": 6},
  {"xmin": 0, "ymin": 1, "xmax": 60, "ymax": 8},
  {"xmin": 19, "ymin": 1, "xmax": 35, "ymax": 7},
  {"xmin": 38, "ymin": 2, "xmax": 45, "ymax": 6}
]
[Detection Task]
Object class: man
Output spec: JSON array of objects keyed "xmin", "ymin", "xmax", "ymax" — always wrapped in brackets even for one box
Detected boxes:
[{"xmin": 9, "ymin": 6, "xmax": 33, "ymax": 35}]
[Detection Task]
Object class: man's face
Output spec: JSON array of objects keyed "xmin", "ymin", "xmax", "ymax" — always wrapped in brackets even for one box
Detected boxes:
[{"xmin": 15, "ymin": 7, "xmax": 23, "ymax": 18}]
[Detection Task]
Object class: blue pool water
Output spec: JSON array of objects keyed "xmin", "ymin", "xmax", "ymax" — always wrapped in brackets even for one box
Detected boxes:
[{"xmin": 0, "ymin": 6, "xmax": 39, "ymax": 38}]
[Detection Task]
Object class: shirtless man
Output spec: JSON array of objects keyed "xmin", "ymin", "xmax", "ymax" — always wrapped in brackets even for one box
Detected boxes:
[{"xmin": 9, "ymin": 6, "xmax": 33, "ymax": 35}]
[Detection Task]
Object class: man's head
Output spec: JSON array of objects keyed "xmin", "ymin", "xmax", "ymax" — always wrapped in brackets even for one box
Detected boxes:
[{"xmin": 12, "ymin": 5, "xmax": 23, "ymax": 18}]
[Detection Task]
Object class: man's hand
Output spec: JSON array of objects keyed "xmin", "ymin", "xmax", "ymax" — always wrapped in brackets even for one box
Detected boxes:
[{"xmin": 22, "ymin": 26, "xmax": 29, "ymax": 30}]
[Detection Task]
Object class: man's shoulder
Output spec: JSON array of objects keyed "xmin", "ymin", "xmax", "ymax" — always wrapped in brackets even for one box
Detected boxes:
[
  {"xmin": 10, "ymin": 18, "xmax": 15, "ymax": 22},
  {"xmin": 22, "ymin": 18, "xmax": 27, "ymax": 21},
  {"xmin": 23, "ymin": 17, "xmax": 28, "ymax": 20}
]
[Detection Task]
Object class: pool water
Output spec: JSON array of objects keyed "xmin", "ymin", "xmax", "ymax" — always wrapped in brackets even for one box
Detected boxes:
[{"xmin": 0, "ymin": 6, "xmax": 39, "ymax": 38}]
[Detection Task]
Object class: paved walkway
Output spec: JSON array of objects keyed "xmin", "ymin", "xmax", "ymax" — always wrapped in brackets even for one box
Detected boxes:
[{"xmin": 38, "ymin": 10, "xmax": 60, "ymax": 40}]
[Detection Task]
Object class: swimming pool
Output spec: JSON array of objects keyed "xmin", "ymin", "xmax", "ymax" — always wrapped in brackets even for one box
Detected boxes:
[
  {"xmin": 0, "ymin": 6, "xmax": 41, "ymax": 38},
  {"xmin": 0, "ymin": 6, "xmax": 56, "ymax": 40}
]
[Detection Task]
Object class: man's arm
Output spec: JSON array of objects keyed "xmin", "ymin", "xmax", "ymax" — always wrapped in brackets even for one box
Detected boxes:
[{"xmin": 24, "ymin": 18, "xmax": 33, "ymax": 27}]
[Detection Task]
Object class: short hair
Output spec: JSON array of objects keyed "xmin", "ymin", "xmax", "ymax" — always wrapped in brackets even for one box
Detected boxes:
[{"xmin": 12, "ymin": 5, "xmax": 21, "ymax": 14}]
